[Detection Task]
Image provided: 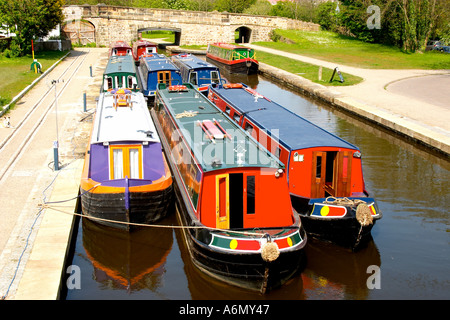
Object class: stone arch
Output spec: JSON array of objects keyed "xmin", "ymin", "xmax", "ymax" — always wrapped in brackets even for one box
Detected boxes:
[
  {"xmin": 235, "ymin": 26, "xmax": 252, "ymax": 43},
  {"xmin": 61, "ymin": 19, "xmax": 95, "ymax": 45},
  {"xmin": 137, "ymin": 27, "xmax": 182, "ymax": 46}
]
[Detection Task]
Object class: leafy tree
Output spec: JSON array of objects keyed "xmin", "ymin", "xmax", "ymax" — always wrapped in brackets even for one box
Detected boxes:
[
  {"xmin": 243, "ymin": 0, "xmax": 272, "ymax": 16},
  {"xmin": 0, "ymin": 0, "xmax": 64, "ymax": 56},
  {"xmin": 214, "ymin": 0, "xmax": 256, "ymax": 13}
]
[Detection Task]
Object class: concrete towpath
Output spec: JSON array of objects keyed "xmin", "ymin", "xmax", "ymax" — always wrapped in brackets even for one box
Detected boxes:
[
  {"xmin": 0, "ymin": 48, "xmax": 108, "ymax": 300},
  {"xmin": 246, "ymin": 44, "xmax": 450, "ymax": 157}
]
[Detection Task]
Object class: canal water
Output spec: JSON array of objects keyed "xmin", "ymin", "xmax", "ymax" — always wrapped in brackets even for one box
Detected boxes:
[{"xmin": 63, "ymin": 71, "xmax": 450, "ymax": 301}]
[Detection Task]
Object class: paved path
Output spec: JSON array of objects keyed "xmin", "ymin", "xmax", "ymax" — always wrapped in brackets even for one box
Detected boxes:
[
  {"xmin": 246, "ymin": 44, "xmax": 450, "ymax": 155},
  {"xmin": 0, "ymin": 48, "xmax": 107, "ymax": 300}
]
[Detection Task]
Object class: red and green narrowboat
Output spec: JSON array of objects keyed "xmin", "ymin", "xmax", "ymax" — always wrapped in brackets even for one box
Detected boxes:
[
  {"xmin": 208, "ymin": 83, "xmax": 382, "ymax": 249},
  {"xmin": 151, "ymin": 83, "xmax": 306, "ymax": 293},
  {"xmin": 206, "ymin": 43, "xmax": 259, "ymax": 75}
]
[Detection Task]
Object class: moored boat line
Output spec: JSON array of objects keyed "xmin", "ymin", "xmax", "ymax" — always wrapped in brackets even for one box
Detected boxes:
[{"xmin": 207, "ymin": 82, "xmax": 381, "ymax": 248}]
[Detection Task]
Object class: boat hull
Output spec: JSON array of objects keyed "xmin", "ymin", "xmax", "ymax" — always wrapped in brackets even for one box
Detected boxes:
[
  {"xmin": 293, "ymin": 196, "xmax": 382, "ymax": 249},
  {"xmin": 80, "ymin": 183, "xmax": 173, "ymax": 231},
  {"xmin": 206, "ymin": 55, "xmax": 258, "ymax": 75},
  {"xmin": 173, "ymin": 181, "xmax": 306, "ymax": 293}
]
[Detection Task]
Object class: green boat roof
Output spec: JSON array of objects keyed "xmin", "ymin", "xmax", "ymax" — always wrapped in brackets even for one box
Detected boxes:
[
  {"xmin": 104, "ymin": 55, "xmax": 136, "ymax": 76},
  {"xmin": 156, "ymin": 84, "xmax": 284, "ymax": 172}
]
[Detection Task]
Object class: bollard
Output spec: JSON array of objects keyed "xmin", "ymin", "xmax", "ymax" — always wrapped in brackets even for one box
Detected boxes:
[
  {"xmin": 83, "ymin": 92, "xmax": 87, "ymax": 112},
  {"xmin": 89, "ymin": 65, "xmax": 93, "ymax": 77},
  {"xmin": 53, "ymin": 141, "xmax": 59, "ymax": 171}
]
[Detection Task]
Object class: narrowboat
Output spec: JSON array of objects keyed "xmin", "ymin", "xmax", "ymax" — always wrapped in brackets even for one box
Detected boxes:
[
  {"xmin": 171, "ymin": 53, "xmax": 223, "ymax": 94},
  {"xmin": 132, "ymin": 39, "xmax": 158, "ymax": 64},
  {"xmin": 151, "ymin": 83, "xmax": 307, "ymax": 293},
  {"xmin": 137, "ymin": 53, "xmax": 182, "ymax": 101},
  {"xmin": 101, "ymin": 55, "xmax": 140, "ymax": 93},
  {"xmin": 208, "ymin": 83, "xmax": 381, "ymax": 248},
  {"xmin": 206, "ymin": 43, "xmax": 259, "ymax": 75},
  {"xmin": 80, "ymin": 88, "xmax": 173, "ymax": 231},
  {"xmin": 109, "ymin": 40, "xmax": 132, "ymax": 57}
]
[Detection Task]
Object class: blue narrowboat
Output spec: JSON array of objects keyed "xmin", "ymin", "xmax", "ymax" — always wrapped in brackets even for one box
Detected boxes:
[
  {"xmin": 137, "ymin": 53, "xmax": 182, "ymax": 100},
  {"xmin": 80, "ymin": 88, "xmax": 173, "ymax": 231},
  {"xmin": 101, "ymin": 55, "xmax": 140, "ymax": 93},
  {"xmin": 171, "ymin": 53, "xmax": 223, "ymax": 94},
  {"xmin": 208, "ymin": 83, "xmax": 381, "ymax": 249},
  {"xmin": 150, "ymin": 83, "xmax": 306, "ymax": 293}
]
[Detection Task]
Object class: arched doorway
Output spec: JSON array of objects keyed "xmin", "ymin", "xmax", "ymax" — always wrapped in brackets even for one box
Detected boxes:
[
  {"xmin": 235, "ymin": 26, "xmax": 252, "ymax": 43},
  {"xmin": 61, "ymin": 20, "xmax": 95, "ymax": 45}
]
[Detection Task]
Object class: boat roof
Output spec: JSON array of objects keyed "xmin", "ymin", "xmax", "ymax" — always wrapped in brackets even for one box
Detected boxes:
[
  {"xmin": 172, "ymin": 53, "xmax": 219, "ymax": 71},
  {"xmin": 133, "ymin": 39, "xmax": 157, "ymax": 48},
  {"xmin": 210, "ymin": 84, "xmax": 358, "ymax": 151},
  {"xmin": 91, "ymin": 90, "xmax": 160, "ymax": 145},
  {"xmin": 104, "ymin": 55, "xmax": 136, "ymax": 75},
  {"xmin": 110, "ymin": 40, "xmax": 131, "ymax": 49},
  {"xmin": 210, "ymin": 43, "xmax": 253, "ymax": 51},
  {"xmin": 142, "ymin": 54, "xmax": 179, "ymax": 71},
  {"xmin": 156, "ymin": 84, "xmax": 284, "ymax": 172}
]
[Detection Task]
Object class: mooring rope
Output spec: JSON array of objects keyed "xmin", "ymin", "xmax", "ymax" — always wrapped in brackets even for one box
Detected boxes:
[{"xmin": 39, "ymin": 201, "xmax": 274, "ymax": 238}]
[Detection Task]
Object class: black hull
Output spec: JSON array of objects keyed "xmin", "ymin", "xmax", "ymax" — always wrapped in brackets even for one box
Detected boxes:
[
  {"xmin": 206, "ymin": 56, "xmax": 258, "ymax": 75},
  {"xmin": 174, "ymin": 182, "xmax": 305, "ymax": 293},
  {"xmin": 80, "ymin": 185, "xmax": 173, "ymax": 231},
  {"xmin": 292, "ymin": 195, "xmax": 381, "ymax": 250}
]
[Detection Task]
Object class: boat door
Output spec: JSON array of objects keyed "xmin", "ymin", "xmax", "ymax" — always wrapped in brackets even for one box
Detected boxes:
[
  {"xmin": 157, "ymin": 71, "xmax": 172, "ymax": 86},
  {"xmin": 216, "ymin": 174, "xmax": 230, "ymax": 229},
  {"xmin": 311, "ymin": 150, "xmax": 353, "ymax": 198},
  {"xmin": 311, "ymin": 151, "xmax": 326, "ymax": 198}
]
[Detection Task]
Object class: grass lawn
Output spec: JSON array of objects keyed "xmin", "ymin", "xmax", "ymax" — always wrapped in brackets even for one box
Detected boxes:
[
  {"xmin": 255, "ymin": 50, "xmax": 363, "ymax": 86},
  {"xmin": 255, "ymin": 29, "xmax": 450, "ymax": 70},
  {"xmin": 0, "ymin": 50, "xmax": 68, "ymax": 108}
]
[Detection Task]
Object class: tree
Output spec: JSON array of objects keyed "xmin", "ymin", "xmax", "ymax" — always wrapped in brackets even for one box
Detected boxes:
[
  {"xmin": 0, "ymin": 0, "xmax": 64, "ymax": 56},
  {"xmin": 214, "ymin": 0, "xmax": 256, "ymax": 13}
]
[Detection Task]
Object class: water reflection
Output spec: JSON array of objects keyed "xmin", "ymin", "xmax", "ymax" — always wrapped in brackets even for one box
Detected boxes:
[
  {"xmin": 81, "ymin": 217, "xmax": 174, "ymax": 293},
  {"xmin": 302, "ymin": 238, "xmax": 381, "ymax": 300}
]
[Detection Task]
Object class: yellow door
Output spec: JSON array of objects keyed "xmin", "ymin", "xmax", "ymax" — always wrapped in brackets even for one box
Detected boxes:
[{"xmin": 216, "ymin": 174, "xmax": 230, "ymax": 229}]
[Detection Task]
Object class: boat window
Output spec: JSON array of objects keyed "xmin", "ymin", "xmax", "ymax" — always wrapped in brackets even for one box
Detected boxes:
[
  {"xmin": 211, "ymin": 71, "xmax": 219, "ymax": 84},
  {"xmin": 244, "ymin": 122, "xmax": 253, "ymax": 135},
  {"xmin": 246, "ymin": 175, "xmax": 255, "ymax": 214},
  {"xmin": 316, "ymin": 155, "xmax": 322, "ymax": 178},
  {"xmin": 275, "ymin": 147, "xmax": 281, "ymax": 159},
  {"xmin": 189, "ymin": 71, "xmax": 198, "ymax": 85},
  {"xmin": 129, "ymin": 148, "xmax": 140, "ymax": 179},
  {"xmin": 112, "ymin": 149, "xmax": 124, "ymax": 179},
  {"xmin": 225, "ymin": 106, "xmax": 231, "ymax": 115},
  {"xmin": 233, "ymin": 112, "xmax": 240, "ymax": 123},
  {"xmin": 127, "ymin": 76, "xmax": 134, "ymax": 88},
  {"xmin": 104, "ymin": 76, "xmax": 113, "ymax": 91}
]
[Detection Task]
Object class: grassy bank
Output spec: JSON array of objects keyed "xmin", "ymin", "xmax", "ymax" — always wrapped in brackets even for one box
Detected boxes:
[
  {"xmin": 255, "ymin": 30, "xmax": 450, "ymax": 70},
  {"xmin": 255, "ymin": 50, "xmax": 363, "ymax": 86},
  {"xmin": 0, "ymin": 50, "xmax": 68, "ymax": 108}
]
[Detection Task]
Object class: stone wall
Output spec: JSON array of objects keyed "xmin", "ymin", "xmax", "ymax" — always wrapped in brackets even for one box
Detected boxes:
[{"xmin": 62, "ymin": 5, "xmax": 320, "ymax": 46}]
